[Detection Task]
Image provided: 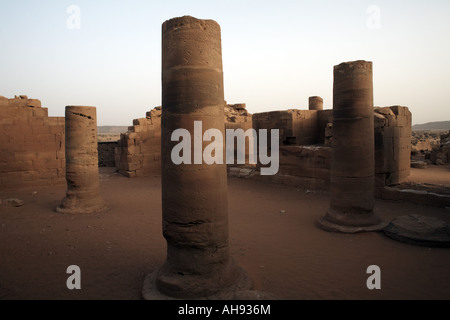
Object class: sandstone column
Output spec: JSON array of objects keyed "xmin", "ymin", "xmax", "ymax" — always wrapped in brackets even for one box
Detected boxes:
[
  {"xmin": 309, "ymin": 96, "xmax": 323, "ymax": 111},
  {"xmin": 56, "ymin": 106, "xmax": 105, "ymax": 214},
  {"xmin": 318, "ymin": 60, "xmax": 385, "ymax": 233},
  {"xmin": 152, "ymin": 16, "xmax": 250, "ymax": 299}
]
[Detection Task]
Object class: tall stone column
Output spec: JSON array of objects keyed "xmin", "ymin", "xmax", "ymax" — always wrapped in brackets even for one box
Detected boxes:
[
  {"xmin": 148, "ymin": 16, "xmax": 250, "ymax": 299},
  {"xmin": 309, "ymin": 96, "xmax": 323, "ymax": 110},
  {"xmin": 56, "ymin": 106, "xmax": 105, "ymax": 214},
  {"xmin": 318, "ymin": 60, "xmax": 385, "ymax": 233}
]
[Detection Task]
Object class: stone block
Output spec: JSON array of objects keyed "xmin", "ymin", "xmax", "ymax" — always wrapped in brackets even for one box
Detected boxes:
[
  {"xmin": 382, "ymin": 187, "xmax": 403, "ymax": 201},
  {"xmin": 400, "ymin": 189, "xmax": 428, "ymax": 206},
  {"xmin": 125, "ymin": 161, "xmax": 141, "ymax": 171},
  {"xmin": 32, "ymin": 107, "xmax": 48, "ymax": 118},
  {"xmin": 124, "ymin": 170, "xmax": 137, "ymax": 178},
  {"xmin": 31, "ymin": 125, "xmax": 50, "ymax": 135},
  {"xmin": 126, "ymin": 145, "xmax": 141, "ymax": 155},
  {"xmin": 428, "ymin": 193, "xmax": 450, "ymax": 207}
]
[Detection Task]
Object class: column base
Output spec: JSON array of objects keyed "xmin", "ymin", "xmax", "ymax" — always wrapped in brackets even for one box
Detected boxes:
[
  {"xmin": 317, "ymin": 216, "xmax": 387, "ymax": 233},
  {"xmin": 56, "ymin": 196, "xmax": 106, "ymax": 214},
  {"xmin": 142, "ymin": 266, "xmax": 278, "ymax": 300},
  {"xmin": 55, "ymin": 204, "xmax": 106, "ymax": 214},
  {"xmin": 317, "ymin": 207, "xmax": 387, "ymax": 233}
]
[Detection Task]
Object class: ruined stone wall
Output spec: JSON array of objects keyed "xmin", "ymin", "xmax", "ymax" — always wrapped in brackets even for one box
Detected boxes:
[
  {"xmin": 430, "ymin": 131, "xmax": 450, "ymax": 165},
  {"xmin": 252, "ymin": 110, "xmax": 294, "ymax": 145},
  {"xmin": 0, "ymin": 95, "xmax": 65, "ymax": 189},
  {"xmin": 272, "ymin": 145, "xmax": 331, "ymax": 189},
  {"xmin": 115, "ymin": 107, "xmax": 161, "ymax": 177},
  {"xmin": 224, "ymin": 103, "xmax": 253, "ymax": 165},
  {"xmin": 252, "ymin": 109, "xmax": 320, "ymax": 146},
  {"xmin": 116, "ymin": 103, "xmax": 411, "ymax": 188},
  {"xmin": 253, "ymin": 106, "xmax": 412, "ymax": 190},
  {"xmin": 116, "ymin": 104, "xmax": 252, "ymax": 177},
  {"xmin": 318, "ymin": 110, "xmax": 332, "ymax": 144},
  {"xmin": 98, "ymin": 142, "xmax": 118, "ymax": 167},
  {"xmin": 374, "ymin": 106, "xmax": 412, "ymax": 190}
]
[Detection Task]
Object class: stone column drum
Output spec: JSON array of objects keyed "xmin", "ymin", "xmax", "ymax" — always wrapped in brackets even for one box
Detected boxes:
[
  {"xmin": 309, "ymin": 96, "xmax": 323, "ymax": 111},
  {"xmin": 56, "ymin": 106, "xmax": 105, "ymax": 214},
  {"xmin": 150, "ymin": 16, "xmax": 250, "ymax": 299},
  {"xmin": 318, "ymin": 60, "xmax": 385, "ymax": 233}
]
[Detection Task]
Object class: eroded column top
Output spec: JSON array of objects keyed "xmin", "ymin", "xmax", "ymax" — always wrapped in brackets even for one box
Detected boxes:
[
  {"xmin": 162, "ymin": 15, "xmax": 221, "ymax": 33},
  {"xmin": 65, "ymin": 106, "xmax": 97, "ymax": 119},
  {"xmin": 334, "ymin": 60, "xmax": 372, "ymax": 74}
]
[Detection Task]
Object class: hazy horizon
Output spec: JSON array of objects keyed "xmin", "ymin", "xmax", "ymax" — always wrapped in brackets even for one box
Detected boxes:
[{"xmin": 1, "ymin": 0, "xmax": 449, "ymax": 126}]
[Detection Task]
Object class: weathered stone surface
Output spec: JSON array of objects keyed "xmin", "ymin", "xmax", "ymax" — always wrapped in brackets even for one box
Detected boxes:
[
  {"xmin": 384, "ymin": 214, "xmax": 450, "ymax": 247},
  {"xmin": 56, "ymin": 106, "xmax": 105, "ymax": 214},
  {"xmin": 149, "ymin": 15, "xmax": 251, "ymax": 299},
  {"xmin": 319, "ymin": 60, "xmax": 384, "ymax": 233}
]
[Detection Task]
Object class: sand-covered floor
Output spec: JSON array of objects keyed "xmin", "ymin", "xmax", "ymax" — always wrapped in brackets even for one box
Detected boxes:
[{"xmin": 0, "ymin": 167, "xmax": 449, "ymax": 300}]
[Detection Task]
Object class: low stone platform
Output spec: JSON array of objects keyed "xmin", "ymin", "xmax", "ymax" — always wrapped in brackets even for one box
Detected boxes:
[{"xmin": 384, "ymin": 214, "xmax": 450, "ymax": 247}]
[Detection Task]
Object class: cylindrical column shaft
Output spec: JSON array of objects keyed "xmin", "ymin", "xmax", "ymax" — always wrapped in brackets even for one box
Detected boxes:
[
  {"xmin": 309, "ymin": 96, "xmax": 323, "ymax": 110},
  {"xmin": 319, "ymin": 60, "xmax": 384, "ymax": 232},
  {"xmin": 158, "ymin": 15, "xmax": 242, "ymax": 298},
  {"xmin": 56, "ymin": 106, "xmax": 105, "ymax": 214}
]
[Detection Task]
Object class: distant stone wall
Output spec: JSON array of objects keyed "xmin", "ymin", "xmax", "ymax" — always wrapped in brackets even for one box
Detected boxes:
[
  {"xmin": 224, "ymin": 103, "xmax": 253, "ymax": 165},
  {"xmin": 374, "ymin": 106, "xmax": 412, "ymax": 191},
  {"xmin": 0, "ymin": 95, "xmax": 65, "ymax": 190},
  {"xmin": 253, "ymin": 110, "xmax": 320, "ymax": 146},
  {"xmin": 318, "ymin": 110, "xmax": 332, "ymax": 144},
  {"xmin": 268, "ymin": 145, "xmax": 331, "ymax": 190},
  {"xmin": 98, "ymin": 142, "xmax": 118, "ymax": 167},
  {"xmin": 115, "ymin": 107, "xmax": 162, "ymax": 177},
  {"xmin": 430, "ymin": 131, "xmax": 450, "ymax": 165}
]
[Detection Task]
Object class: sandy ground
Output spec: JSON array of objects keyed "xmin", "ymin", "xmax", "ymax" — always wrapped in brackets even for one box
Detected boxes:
[{"xmin": 0, "ymin": 166, "xmax": 449, "ymax": 300}]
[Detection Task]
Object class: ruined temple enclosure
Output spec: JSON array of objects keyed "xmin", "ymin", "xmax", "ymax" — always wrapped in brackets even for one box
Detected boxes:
[{"xmin": 1, "ymin": 14, "xmax": 450, "ymax": 302}]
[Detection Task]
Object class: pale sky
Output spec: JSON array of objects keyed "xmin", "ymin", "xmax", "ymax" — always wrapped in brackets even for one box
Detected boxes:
[{"xmin": 1, "ymin": 0, "xmax": 449, "ymax": 126}]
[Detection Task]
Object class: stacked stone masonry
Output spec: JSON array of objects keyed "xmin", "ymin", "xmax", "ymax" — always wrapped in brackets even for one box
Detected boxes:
[
  {"xmin": 115, "ymin": 103, "xmax": 252, "ymax": 177},
  {"xmin": 0, "ymin": 95, "xmax": 65, "ymax": 190},
  {"xmin": 116, "ymin": 101, "xmax": 411, "ymax": 194},
  {"xmin": 254, "ymin": 106, "xmax": 411, "ymax": 191},
  {"xmin": 374, "ymin": 106, "xmax": 412, "ymax": 195},
  {"xmin": 115, "ymin": 107, "xmax": 162, "ymax": 177},
  {"xmin": 224, "ymin": 103, "xmax": 253, "ymax": 165},
  {"xmin": 253, "ymin": 110, "xmax": 320, "ymax": 146}
]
